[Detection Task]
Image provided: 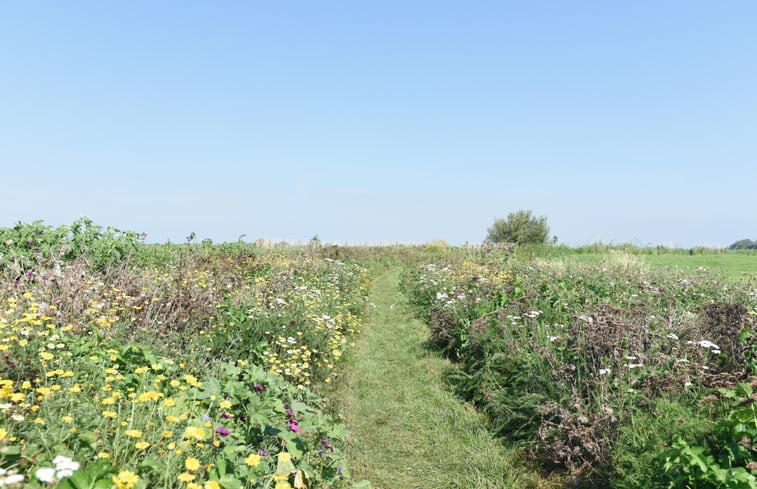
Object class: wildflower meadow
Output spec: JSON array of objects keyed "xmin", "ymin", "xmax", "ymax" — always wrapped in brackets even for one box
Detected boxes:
[
  {"xmin": 0, "ymin": 220, "xmax": 370, "ymax": 489},
  {"xmin": 2, "ymin": 220, "xmax": 757, "ymax": 488}
]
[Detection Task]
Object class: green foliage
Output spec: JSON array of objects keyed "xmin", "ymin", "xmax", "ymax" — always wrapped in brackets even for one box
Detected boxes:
[
  {"xmin": 0, "ymin": 217, "xmax": 143, "ymax": 272},
  {"xmin": 664, "ymin": 384, "xmax": 757, "ymax": 488},
  {"xmin": 611, "ymin": 400, "xmax": 710, "ymax": 489},
  {"xmin": 0, "ymin": 239, "xmax": 371, "ymax": 488},
  {"xmin": 486, "ymin": 210, "xmax": 550, "ymax": 245},
  {"xmin": 730, "ymin": 239, "xmax": 757, "ymax": 250},
  {"xmin": 402, "ymin": 252, "xmax": 757, "ymax": 485}
]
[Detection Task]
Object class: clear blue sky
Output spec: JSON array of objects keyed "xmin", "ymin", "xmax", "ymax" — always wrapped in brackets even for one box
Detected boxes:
[{"xmin": 2, "ymin": 2, "xmax": 755, "ymax": 246}]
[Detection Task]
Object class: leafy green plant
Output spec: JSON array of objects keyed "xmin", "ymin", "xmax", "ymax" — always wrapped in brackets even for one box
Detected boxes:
[{"xmin": 664, "ymin": 383, "xmax": 757, "ymax": 488}]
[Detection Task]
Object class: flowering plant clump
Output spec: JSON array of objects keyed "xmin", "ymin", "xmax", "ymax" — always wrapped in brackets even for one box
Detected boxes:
[
  {"xmin": 0, "ymin": 220, "xmax": 370, "ymax": 489},
  {"xmin": 403, "ymin": 251, "xmax": 757, "ymax": 486}
]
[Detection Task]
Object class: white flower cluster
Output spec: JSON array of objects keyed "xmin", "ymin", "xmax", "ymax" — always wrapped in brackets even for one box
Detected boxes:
[
  {"xmin": 35, "ymin": 455, "xmax": 80, "ymax": 483},
  {"xmin": 0, "ymin": 468, "xmax": 24, "ymax": 487}
]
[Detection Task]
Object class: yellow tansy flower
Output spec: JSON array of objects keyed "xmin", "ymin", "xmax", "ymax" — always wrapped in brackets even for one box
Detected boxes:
[
  {"xmin": 244, "ymin": 454, "xmax": 261, "ymax": 467},
  {"xmin": 185, "ymin": 457, "xmax": 201, "ymax": 471},
  {"xmin": 177, "ymin": 472, "xmax": 196, "ymax": 483},
  {"xmin": 112, "ymin": 470, "xmax": 139, "ymax": 489}
]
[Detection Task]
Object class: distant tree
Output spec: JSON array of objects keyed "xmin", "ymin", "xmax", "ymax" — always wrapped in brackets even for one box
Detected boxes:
[
  {"xmin": 486, "ymin": 210, "xmax": 550, "ymax": 245},
  {"xmin": 729, "ymin": 239, "xmax": 757, "ymax": 250}
]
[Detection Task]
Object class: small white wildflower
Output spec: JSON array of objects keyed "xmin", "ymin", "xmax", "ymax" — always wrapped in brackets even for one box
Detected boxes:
[
  {"xmin": 698, "ymin": 340, "xmax": 720, "ymax": 350},
  {"xmin": 287, "ymin": 337, "xmax": 297, "ymax": 344},
  {"xmin": 624, "ymin": 363, "xmax": 643, "ymax": 369},
  {"xmin": 712, "ymin": 349, "xmax": 721, "ymax": 355},
  {"xmin": 548, "ymin": 336, "xmax": 559, "ymax": 342},
  {"xmin": 10, "ymin": 414, "xmax": 24, "ymax": 421},
  {"xmin": 36, "ymin": 468, "xmax": 56, "ymax": 483},
  {"xmin": 684, "ymin": 382, "xmax": 693, "ymax": 387},
  {"xmin": 56, "ymin": 468, "xmax": 77, "ymax": 478},
  {"xmin": 2, "ymin": 474, "xmax": 25, "ymax": 485},
  {"xmin": 599, "ymin": 368, "xmax": 611, "ymax": 375},
  {"xmin": 666, "ymin": 333, "xmax": 679, "ymax": 340}
]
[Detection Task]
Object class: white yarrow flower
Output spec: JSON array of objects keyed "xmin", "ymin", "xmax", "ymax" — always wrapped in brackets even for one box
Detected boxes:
[{"xmin": 36, "ymin": 467, "xmax": 56, "ymax": 483}]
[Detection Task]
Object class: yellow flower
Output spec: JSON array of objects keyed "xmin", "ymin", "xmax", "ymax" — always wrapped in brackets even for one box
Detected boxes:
[
  {"xmin": 0, "ymin": 428, "xmax": 7, "ymax": 439},
  {"xmin": 185, "ymin": 457, "xmax": 201, "ymax": 471},
  {"xmin": 163, "ymin": 398, "xmax": 176, "ymax": 407},
  {"xmin": 277, "ymin": 452, "xmax": 292, "ymax": 463},
  {"xmin": 177, "ymin": 472, "xmax": 196, "ymax": 483},
  {"xmin": 112, "ymin": 470, "xmax": 139, "ymax": 489},
  {"xmin": 124, "ymin": 429, "xmax": 142, "ymax": 438},
  {"xmin": 244, "ymin": 453, "xmax": 261, "ymax": 467},
  {"xmin": 218, "ymin": 400, "xmax": 232, "ymax": 409},
  {"xmin": 184, "ymin": 374, "xmax": 201, "ymax": 387},
  {"xmin": 97, "ymin": 451, "xmax": 110, "ymax": 458},
  {"xmin": 275, "ymin": 483, "xmax": 292, "ymax": 489},
  {"xmin": 103, "ymin": 410, "xmax": 117, "ymax": 419},
  {"xmin": 204, "ymin": 481, "xmax": 221, "ymax": 489},
  {"xmin": 135, "ymin": 441, "xmax": 151, "ymax": 450},
  {"xmin": 61, "ymin": 415, "xmax": 74, "ymax": 424},
  {"xmin": 183, "ymin": 426, "xmax": 206, "ymax": 440}
]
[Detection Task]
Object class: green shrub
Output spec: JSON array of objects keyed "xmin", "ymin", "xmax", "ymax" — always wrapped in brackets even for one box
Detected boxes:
[{"xmin": 486, "ymin": 210, "xmax": 551, "ymax": 245}]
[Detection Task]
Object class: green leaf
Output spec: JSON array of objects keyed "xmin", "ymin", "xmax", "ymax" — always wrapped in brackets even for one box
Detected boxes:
[
  {"xmin": 218, "ymin": 475, "xmax": 243, "ymax": 489},
  {"xmin": 0, "ymin": 445, "xmax": 20, "ymax": 456},
  {"xmin": 77, "ymin": 430, "xmax": 98, "ymax": 447}
]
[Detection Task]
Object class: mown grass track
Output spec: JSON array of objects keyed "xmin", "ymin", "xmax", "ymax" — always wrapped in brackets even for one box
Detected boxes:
[{"xmin": 334, "ymin": 267, "xmax": 548, "ymax": 489}]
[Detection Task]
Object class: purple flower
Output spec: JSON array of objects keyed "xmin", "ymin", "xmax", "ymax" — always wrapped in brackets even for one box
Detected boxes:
[
  {"xmin": 288, "ymin": 420, "xmax": 300, "ymax": 433},
  {"xmin": 215, "ymin": 427, "xmax": 230, "ymax": 436},
  {"xmin": 221, "ymin": 412, "xmax": 233, "ymax": 419},
  {"xmin": 259, "ymin": 450, "xmax": 269, "ymax": 456},
  {"xmin": 254, "ymin": 384, "xmax": 265, "ymax": 393}
]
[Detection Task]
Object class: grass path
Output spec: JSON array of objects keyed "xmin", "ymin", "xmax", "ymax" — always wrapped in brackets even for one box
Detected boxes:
[{"xmin": 334, "ymin": 266, "xmax": 543, "ymax": 488}]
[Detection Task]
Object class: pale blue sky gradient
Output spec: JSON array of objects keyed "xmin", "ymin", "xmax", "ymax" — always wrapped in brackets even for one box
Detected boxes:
[{"xmin": 2, "ymin": 2, "xmax": 755, "ymax": 246}]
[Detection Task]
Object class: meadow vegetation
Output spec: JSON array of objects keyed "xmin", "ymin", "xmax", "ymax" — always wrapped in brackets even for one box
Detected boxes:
[
  {"xmin": 401, "ymin": 245, "xmax": 757, "ymax": 487},
  {"xmin": 2, "ymin": 219, "xmax": 757, "ymax": 488},
  {"xmin": 0, "ymin": 220, "xmax": 370, "ymax": 489}
]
